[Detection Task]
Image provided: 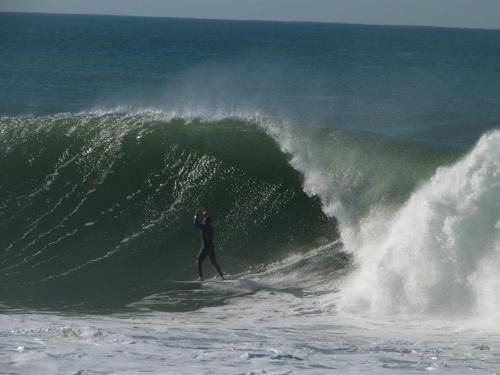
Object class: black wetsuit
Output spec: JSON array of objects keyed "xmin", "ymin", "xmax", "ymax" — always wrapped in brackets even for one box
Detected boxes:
[{"xmin": 194, "ymin": 216, "xmax": 224, "ymax": 279}]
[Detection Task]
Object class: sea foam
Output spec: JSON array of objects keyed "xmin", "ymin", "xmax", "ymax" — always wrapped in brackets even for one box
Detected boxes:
[{"xmin": 337, "ymin": 130, "xmax": 500, "ymax": 319}]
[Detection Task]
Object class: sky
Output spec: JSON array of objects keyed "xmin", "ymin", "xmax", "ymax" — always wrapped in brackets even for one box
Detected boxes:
[{"xmin": 1, "ymin": 0, "xmax": 500, "ymax": 29}]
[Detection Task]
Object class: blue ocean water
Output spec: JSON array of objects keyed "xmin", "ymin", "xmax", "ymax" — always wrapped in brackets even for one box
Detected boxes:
[
  {"xmin": 2, "ymin": 13, "xmax": 500, "ymax": 144},
  {"xmin": 1, "ymin": 12, "xmax": 499, "ymax": 374}
]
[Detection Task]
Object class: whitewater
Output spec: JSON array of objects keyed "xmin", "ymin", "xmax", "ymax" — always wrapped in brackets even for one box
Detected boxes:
[{"xmin": 1, "ymin": 12, "xmax": 500, "ymax": 374}]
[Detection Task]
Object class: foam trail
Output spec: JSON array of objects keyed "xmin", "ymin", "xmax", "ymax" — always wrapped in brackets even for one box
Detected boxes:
[{"xmin": 337, "ymin": 130, "xmax": 500, "ymax": 318}]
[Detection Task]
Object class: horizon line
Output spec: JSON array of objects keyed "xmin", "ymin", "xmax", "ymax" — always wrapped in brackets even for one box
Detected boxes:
[{"xmin": 1, "ymin": 10, "xmax": 499, "ymax": 32}]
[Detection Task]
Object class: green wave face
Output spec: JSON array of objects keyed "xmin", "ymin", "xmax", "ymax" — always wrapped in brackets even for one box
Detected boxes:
[{"xmin": 0, "ymin": 114, "xmax": 337, "ymax": 310}]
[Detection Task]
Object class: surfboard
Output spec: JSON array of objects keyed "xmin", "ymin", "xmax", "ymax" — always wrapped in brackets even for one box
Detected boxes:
[{"xmin": 165, "ymin": 278, "xmax": 228, "ymax": 284}]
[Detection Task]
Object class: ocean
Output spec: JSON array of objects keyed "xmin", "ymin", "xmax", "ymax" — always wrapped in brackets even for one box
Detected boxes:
[{"xmin": 0, "ymin": 12, "xmax": 499, "ymax": 374}]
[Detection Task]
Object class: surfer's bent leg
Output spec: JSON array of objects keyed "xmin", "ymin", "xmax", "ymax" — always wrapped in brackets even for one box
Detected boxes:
[
  {"xmin": 207, "ymin": 244, "xmax": 224, "ymax": 279},
  {"xmin": 197, "ymin": 248, "xmax": 208, "ymax": 280}
]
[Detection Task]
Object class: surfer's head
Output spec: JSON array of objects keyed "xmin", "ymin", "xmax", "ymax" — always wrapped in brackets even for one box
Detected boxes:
[{"xmin": 196, "ymin": 208, "xmax": 211, "ymax": 223}]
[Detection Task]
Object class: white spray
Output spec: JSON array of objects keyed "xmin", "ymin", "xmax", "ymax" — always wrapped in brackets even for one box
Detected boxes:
[
  {"xmin": 269, "ymin": 120, "xmax": 500, "ymax": 319},
  {"xmin": 338, "ymin": 130, "xmax": 500, "ymax": 318}
]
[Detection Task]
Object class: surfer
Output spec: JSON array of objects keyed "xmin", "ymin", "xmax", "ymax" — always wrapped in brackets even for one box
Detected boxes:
[{"xmin": 194, "ymin": 208, "xmax": 224, "ymax": 281}]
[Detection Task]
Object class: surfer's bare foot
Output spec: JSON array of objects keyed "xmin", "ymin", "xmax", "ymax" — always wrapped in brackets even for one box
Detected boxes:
[{"xmin": 197, "ymin": 277, "xmax": 203, "ymax": 281}]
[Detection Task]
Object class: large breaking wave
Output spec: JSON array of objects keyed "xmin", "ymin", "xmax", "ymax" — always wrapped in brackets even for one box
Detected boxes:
[
  {"xmin": 0, "ymin": 113, "xmax": 336, "ymax": 310},
  {"xmin": 0, "ymin": 111, "xmax": 498, "ymax": 321}
]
